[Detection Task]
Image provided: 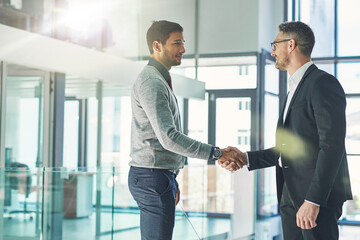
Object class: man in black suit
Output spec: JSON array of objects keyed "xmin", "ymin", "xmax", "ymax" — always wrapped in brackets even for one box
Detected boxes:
[{"xmin": 220, "ymin": 21, "xmax": 353, "ymax": 240}]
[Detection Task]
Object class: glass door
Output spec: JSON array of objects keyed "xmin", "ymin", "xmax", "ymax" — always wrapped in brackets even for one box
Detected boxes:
[
  {"xmin": 1, "ymin": 64, "xmax": 50, "ymax": 239},
  {"xmin": 208, "ymin": 91, "xmax": 258, "ymax": 239}
]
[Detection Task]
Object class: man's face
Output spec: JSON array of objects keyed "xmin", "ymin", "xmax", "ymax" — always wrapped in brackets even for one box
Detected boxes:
[
  {"xmin": 271, "ymin": 31, "xmax": 290, "ymax": 71},
  {"xmin": 159, "ymin": 32, "xmax": 185, "ymax": 69}
]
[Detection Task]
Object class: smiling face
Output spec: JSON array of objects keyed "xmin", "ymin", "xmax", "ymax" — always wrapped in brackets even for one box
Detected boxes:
[
  {"xmin": 271, "ymin": 31, "xmax": 291, "ymax": 71},
  {"xmin": 154, "ymin": 32, "xmax": 185, "ymax": 70}
]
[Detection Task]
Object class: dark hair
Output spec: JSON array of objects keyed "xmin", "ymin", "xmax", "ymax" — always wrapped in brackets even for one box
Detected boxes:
[
  {"xmin": 146, "ymin": 20, "xmax": 183, "ymax": 54},
  {"xmin": 278, "ymin": 21, "xmax": 315, "ymax": 57}
]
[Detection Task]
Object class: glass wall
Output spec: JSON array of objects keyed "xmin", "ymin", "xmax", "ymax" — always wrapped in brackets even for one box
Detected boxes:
[
  {"xmin": 0, "ymin": 167, "xmax": 201, "ymax": 240},
  {"xmin": 3, "ymin": 66, "xmax": 46, "ymax": 169}
]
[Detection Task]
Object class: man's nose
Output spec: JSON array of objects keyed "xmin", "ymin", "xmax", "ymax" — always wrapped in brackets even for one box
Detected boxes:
[{"xmin": 180, "ymin": 45, "xmax": 185, "ymax": 53}]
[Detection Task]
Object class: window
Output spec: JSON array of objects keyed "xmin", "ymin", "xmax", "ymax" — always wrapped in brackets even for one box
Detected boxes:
[
  {"xmin": 299, "ymin": 0, "xmax": 335, "ymax": 57},
  {"xmin": 338, "ymin": 0, "xmax": 360, "ymax": 56},
  {"xmin": 337, "ymin": 63, "xmax": 360, "ymax": 94}
]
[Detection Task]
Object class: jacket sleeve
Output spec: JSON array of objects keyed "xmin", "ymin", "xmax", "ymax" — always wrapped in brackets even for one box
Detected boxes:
[
  {"xmin": 247, "ymin": 147, "xmax": 279, "ymax": 171},
  {"xmin": 305, "ymin": 74, "xmax": 347, "ymax": 206}
]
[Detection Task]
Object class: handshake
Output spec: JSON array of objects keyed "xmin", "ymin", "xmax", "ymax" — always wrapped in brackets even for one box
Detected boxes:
[{"xmin": 217, "ymin": 146, "xmax": 248, "ymax": 171}]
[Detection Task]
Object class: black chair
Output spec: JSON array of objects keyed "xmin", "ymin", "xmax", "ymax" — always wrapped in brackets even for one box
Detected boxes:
[{"xmin": 7, "ymin": 162, "xmax": 35, "ymax": 220}]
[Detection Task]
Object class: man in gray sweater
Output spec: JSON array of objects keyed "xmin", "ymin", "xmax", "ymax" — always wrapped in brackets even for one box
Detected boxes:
[{"xmin": 128, "ymin": 20, "xmax": 241, "ymax": 240}]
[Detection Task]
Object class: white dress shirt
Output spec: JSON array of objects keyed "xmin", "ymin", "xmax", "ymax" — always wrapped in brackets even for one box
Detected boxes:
[{"xmin": 279, "ymin": 60, "xmax": 313, "ymax": 167}]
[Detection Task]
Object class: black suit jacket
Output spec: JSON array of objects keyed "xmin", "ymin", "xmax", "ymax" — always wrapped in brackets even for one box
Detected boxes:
[{"xmin": 248, "ymin": 64, "xmax": 352, "ymax": 208}]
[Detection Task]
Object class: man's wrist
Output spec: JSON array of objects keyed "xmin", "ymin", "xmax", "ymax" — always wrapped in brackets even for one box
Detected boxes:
[
  {"xmin": 305, "ymin": 200, "xmax": 320, "ymax": 207},
  {"xmin": 245, "ymin": 152, "xmax": 250, "ymax": 168},
  {"xmin": 212, "ymin": 147, "xmax": 222, "ymax": 161},
  {"xmin": 208, "ymin": 146, "xmax": 215, "ymax": 161}
]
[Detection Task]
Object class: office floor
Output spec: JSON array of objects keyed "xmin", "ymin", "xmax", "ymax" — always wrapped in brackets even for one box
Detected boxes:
[{"xmin": 2, "ymin": 212, "xmax": 360, "ymax": 240}]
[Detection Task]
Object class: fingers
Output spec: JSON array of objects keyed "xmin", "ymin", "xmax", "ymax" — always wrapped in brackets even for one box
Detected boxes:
[
  {"xmin": 218, "ymin": 147, "xmax": 248, "ymax": 171},
  {"xmin": 225, "ymin": 148, "xmax": 247, "ymax": 167},
  {"xmin": 225, "ymin": 162, "xmax": 238, "ymax": 171},
  {"xmin": 296, "ymin": 201, "xmax": 319, "ymax": 229},
  {"xmin": 224, "ymin": 146, "xmax": 239, "ymax": 153},
  {"xmin": 218, "ymin": 159, "xmax": 240, "ymax": 172},
  {"xmin": 218, "ymin": 160, "xmax": 229, "ymax": 167}
]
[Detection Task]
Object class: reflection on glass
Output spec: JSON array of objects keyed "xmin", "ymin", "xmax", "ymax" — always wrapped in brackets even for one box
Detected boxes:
[
  {"xmin": 300, "ymin": 0, "xmax": 335, "ymax": 57},
  {"xmin": 337, "ymin": 63, "xmax": 360, "ymax": 94},
  {"xmin": 338, "ymin": 0, "xmax": 360, "ymax": 56}
]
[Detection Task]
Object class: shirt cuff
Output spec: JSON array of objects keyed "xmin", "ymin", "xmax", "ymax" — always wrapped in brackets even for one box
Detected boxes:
[
  {"xmin": 246, "ymin": 152, "xmax": 250, "ymax": 168},
  {"xmin": 305, "ymin": 200, "xmax": 320, "ymax": 207}
]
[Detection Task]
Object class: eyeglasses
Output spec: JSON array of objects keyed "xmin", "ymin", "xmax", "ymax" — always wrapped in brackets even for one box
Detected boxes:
[{"xmin": 271, "ymin": 39, "xmax": 291, "ymax": 51}]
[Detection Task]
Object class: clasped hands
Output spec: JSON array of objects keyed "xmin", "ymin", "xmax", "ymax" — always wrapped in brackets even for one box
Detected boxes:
[{"xmin": 218, "ymin": 146, "xmax": 247, "ymax": 171}]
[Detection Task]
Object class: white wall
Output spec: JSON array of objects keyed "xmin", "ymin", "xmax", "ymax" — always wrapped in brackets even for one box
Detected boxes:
[
  {"xmin": 139, "ymin": 0, "xmax": 196, "ymax": 56},
  {"xmin": 199, "ymin": 0, "xmax": 259, "ymax": 54},
  {"xmin": 136, "ymin": 0, "xmax": 284, "ymax": 56},
  {"xmin": 258, "ymin": 0, "xmax": 285, "ymax": 52}
]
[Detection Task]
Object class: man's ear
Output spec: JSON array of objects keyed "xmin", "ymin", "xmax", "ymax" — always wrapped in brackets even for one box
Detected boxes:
[
  {"xmin": 289, "ymin": 39, "xmax": 296, "ymax": 52},
  {"xmin": 153, "ymin": 41, "xmax": 162, "ymax": 53}
]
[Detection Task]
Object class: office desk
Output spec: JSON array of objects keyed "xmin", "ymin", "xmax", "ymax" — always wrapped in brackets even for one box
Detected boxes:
[{"xmin": 63, "ymin": 173, "xmax": 94, "ymax": 218}]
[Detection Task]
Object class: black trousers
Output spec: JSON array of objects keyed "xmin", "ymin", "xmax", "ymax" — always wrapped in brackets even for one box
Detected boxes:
[{"xmin": 279, "ymin": 182, "xmax": 343, "ymax": 240}]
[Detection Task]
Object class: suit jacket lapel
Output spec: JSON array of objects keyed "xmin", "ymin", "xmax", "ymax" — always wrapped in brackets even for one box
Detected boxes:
[
  {"xmin": 279, "ymin": 94, "xmax": 288, "ymax": 126},
  {"xmin": 283, "ymin": 64, "xmax": 317, "ymax": 124}
]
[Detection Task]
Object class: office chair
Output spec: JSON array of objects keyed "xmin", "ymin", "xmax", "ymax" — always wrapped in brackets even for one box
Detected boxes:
[{"xmin": 7, "ymin": 162, "xmax": 35, "ymax": 220}]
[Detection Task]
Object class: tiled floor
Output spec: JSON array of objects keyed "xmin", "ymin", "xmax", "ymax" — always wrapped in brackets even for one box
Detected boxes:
[{"xmin": 1, "ymin": 211, "xmax": 360, "ymax": 240}]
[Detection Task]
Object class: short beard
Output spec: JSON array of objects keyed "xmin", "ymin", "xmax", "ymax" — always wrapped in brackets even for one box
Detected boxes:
[{"xmin": 275, "ymin": 56, "xmax": 290, "ymax": 71}]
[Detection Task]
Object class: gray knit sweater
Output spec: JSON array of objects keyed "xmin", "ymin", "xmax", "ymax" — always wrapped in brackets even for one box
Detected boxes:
[{"xmin": 129, "ymin": 65, "xmax": 212, "ymax": 171}]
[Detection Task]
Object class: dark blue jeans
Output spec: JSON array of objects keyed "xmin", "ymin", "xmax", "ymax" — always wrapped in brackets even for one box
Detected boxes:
[{"xmin": 128, "ymin": 166, "xmax": 178, "ymax": 240}]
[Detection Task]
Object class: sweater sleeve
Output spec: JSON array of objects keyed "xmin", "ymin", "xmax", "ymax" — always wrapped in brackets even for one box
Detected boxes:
[{"xmin": 138, "ymin": 78, "xmax": 212, "ymax": 160}]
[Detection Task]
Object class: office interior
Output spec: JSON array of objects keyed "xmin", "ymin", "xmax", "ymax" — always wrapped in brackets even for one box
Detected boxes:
[{"xmin": 0, "ymin": 0, "xmax": 359, "ymax": 239}]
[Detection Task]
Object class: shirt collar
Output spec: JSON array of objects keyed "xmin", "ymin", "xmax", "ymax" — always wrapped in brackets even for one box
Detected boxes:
[
  {"xmin": 288, "ymin": 60, "xmax": 313, "ymax": 92},
  {"xmin": 148, "ymin": 58, "xmax": 171, "ymax": 84}
]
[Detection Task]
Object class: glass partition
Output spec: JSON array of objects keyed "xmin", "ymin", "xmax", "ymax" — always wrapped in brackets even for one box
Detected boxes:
[
  {"xmin": 0, "ymin": 167, "xmax": 202, "ymax": 240},
  {"xmin": 4, "ymin": 70, "xmax": 45, "ymax": 169},
  {"xmin": 1, "ymin": 168, "xmax": 42, "ymax": 239}
]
